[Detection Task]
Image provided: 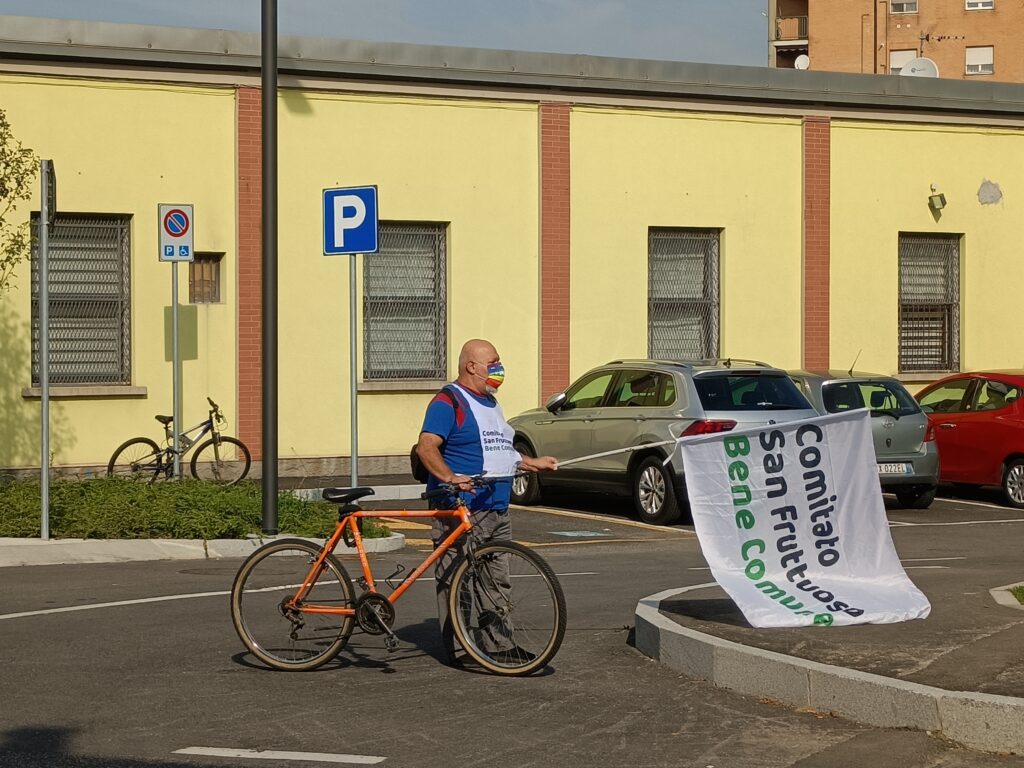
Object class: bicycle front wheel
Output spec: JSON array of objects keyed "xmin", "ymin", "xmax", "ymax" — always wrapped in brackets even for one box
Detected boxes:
[
  {"xmin": 191, "ymin": 436, "xmax": 251, "ymax": 485},
  {"xmin": 231, "ymin": 539, "xmax": 356, "ymax": 671},
  {"xmin": 107, "ymin": 437, "xmax": 163, "ymax": 483},
  {"xmin": 449, "ymin": 540, "xmax": 566, "ymax": 676}
]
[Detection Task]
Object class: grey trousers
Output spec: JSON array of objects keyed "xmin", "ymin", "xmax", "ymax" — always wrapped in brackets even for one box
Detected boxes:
[{"xmin": 431, "ymin": 508, "xmax": 512, "ymax": 657}]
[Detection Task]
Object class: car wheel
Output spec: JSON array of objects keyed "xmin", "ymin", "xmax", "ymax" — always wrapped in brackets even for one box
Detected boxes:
[
  {"xmin": 895, "ymin": 485, "xmax": 937, "ymax": 510},
  {"xmin": 632, "ymin": 455, "xmax": 681, "ymax": 526},
  {"xmin": 1001, "ymin": 459, "xmax": 1024, "ymax": 509},
  {"xmin": 510, "ymin": 440, "xmax": 542, "ymax": 506}
]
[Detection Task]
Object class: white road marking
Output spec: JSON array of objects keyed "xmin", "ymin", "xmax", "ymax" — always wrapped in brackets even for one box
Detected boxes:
[
  {"xmin": 904, "ymin": 565, "xmax": 950, "ymax": 569},
  {"xmin": 902, "ymin": 557, "xmax": 966, "ymax": 562},
  {"xmin": 511, "ymin": 504, "xmax": 692, "ymax": 534},
  {"xmin": 0, "ymin": 573, "xmax": 597, "ymax": 622},
  {"xmin": 174, "ymin": 747, "xmax": 385, "ymax": 764},
  {"xmin": 0, "ymin": 590, "xmax": 230, "ymax": 621}
]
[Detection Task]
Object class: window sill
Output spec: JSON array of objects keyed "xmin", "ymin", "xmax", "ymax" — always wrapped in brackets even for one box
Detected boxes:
[
  {"xmin": 896, "ymin": 373, "xmax": 954, "ymax": 383},
  {"xmin": 358, "ymin": 379, "xmax": 448, "ymax": 393},
  {"xmin": 22, "ymin": 385, "xmax": 148, "ymax": 400}
]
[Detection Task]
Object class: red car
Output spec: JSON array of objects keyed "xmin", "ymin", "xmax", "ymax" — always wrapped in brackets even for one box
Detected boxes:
[{"xmin": 914, "ymin": 371, "xmax": 1024, "ymax": 508}]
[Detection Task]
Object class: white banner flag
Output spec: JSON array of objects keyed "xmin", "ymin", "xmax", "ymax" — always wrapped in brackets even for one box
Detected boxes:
[{"xmin": 680, "ymin": 410, "xmax": 931, "ymax": 628}]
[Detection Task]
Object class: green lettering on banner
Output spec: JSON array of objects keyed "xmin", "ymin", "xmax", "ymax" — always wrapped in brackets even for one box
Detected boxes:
[
  {"xmin": 813, "ymin": 613, "xmax": 834, "ymax": 626},
  {"xmin": 741, "ymin": 538, "xmax": 765, "ymax": 560},
  {"xmin": 724, "ymin": 435, "xmax": 750, "ymax": 458},
  {"xmin": 728, "ymin": 460, "xmax": 749, "ymax": 481},
  {"xmin": 735, "ymin": 508, "xmax": 755, "ymax": 530}
]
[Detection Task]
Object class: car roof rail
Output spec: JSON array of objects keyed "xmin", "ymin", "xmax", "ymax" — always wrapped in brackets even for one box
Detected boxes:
[
  {"xmin": 707, "ymin": 357, "xmax": 772, "ymax": 368},
  {"xmin": 604, "ymin": 358, "xmax": 691, "ymax": 368}
]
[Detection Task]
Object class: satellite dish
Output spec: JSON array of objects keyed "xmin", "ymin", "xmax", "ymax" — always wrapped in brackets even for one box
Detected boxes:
[
  {"xmin": 900, "ymin": 57, "xmax": 940, "ymax": 77},
  {"xmin": 794, "ymin": 54, "xmax": 810, "ymax": 70}
]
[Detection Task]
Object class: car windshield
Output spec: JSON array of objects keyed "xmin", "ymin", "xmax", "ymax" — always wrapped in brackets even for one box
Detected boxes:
[
  {"xmin": 694, "ymin": 373, "xmax": 811, "ymax": 411},
  {"xmin": 822, "ymin": 380, "xmax": 919, "ymax": 417}
]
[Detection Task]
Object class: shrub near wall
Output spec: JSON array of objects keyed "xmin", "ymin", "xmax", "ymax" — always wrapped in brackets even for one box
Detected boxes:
[{"xmin": 0, "ymin": 478, "xmax": 389, "ymax": 540}]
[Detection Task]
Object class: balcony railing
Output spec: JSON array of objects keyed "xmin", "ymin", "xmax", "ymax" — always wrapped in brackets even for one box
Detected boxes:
[{"xmin": 775, "ymin": 15, "xmax": 809, "ymax": 41}]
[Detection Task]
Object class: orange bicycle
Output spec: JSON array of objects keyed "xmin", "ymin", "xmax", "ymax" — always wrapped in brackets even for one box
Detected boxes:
[{"xmin": 230, "ymin": 476, "xmax": 567, "ymax": 676}]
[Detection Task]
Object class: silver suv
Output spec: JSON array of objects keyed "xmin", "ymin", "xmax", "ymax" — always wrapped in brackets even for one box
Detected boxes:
[
  {"xmin": 788, "ymin": 369, "xmax": 939, "ymax": 509},
  {"xmin": 508, "ymin": 359, "xmax": 818, "ymax": 525}
]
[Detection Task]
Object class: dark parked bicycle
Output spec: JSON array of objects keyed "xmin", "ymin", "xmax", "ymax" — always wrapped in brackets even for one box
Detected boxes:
[{"xmin": 107, "ymin": 397, "xmax": 251, "ymax": 485}]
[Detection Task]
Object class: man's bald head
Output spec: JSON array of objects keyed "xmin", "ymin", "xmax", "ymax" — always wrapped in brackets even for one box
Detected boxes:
[{"xmin": 458, "ymin": 339, "xmax": 498, "ymax": 374}]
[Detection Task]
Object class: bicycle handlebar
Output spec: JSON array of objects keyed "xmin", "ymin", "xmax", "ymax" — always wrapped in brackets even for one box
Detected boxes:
[
  {"xmin": 420, "ymin": 475, "xmax": 498, "ymax": 501},
  {"xmin": 206, "ymin": 396, "xmax": 224, "ymax": 422}
]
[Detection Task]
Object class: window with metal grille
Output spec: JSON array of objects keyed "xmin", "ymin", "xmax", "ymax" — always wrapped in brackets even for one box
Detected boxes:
[
  {"xmin": 363, "ymin": 223, "xmax": 447, "ymax": 380},
  {"xmin": 965, "ymin": 46, "xmax": 994, "ymax": 74},
  {"xmin": 189, "ymin": 252, "xmax": 222, "ymax": 304},
  {"xmin": 890, "ymin": 1, "xmax": 918, "ymax": 12},
  {"xmin": 648, "ymin": 228, "xmax": 720, "ymax": 360},
  {"xmin": 966, "ymin": 0, "xmax": 994, "ymax": 10},
  {"xmin": 898, "ymin": 233, "xmax": 960, "ymax": 373},
  {"xmin": 30, "ymin": 213, "xmax": 131, "ymax": 386}
]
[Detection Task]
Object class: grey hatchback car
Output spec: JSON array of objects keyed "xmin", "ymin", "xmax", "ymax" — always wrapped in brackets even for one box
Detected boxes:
[
  {"xmin": 507, "ymin": 359, "xmax": 819, "ymax": 525},
  {"xmin": 788, "ymin": 370, "xmax": 939, "ymax": 509}
]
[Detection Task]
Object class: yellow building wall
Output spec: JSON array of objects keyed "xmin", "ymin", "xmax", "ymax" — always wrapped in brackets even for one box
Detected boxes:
[
  {"xmin": 276, "ymin": 93, "xmax": 539, "ymax": 458},
  {"xmin": 0, "ymin": 74, "xmax": 237, "ymax": 469},
  {"xmin": 569, "ymin": 107, "xmax": 805, "ymax": 379},
  {"xmin": 831, "ymin": 120, "xmax": 1024, "ymax": 380}
]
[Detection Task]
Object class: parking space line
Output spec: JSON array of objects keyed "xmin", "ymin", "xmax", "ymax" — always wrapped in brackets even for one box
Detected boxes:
[
  {"xmin": 0, "ymin": 590, "xmax": 228, "ymax": 622},
  {"xmin": 938, "ymin": 497, "xmax": 1016, "ymax": 510},
  {"xmin": 512, "ymin": 504, "xmax": 694, "ymax": 535},
  {"xmin": 174, "ymin": 747, "xmax": 385, "ymax": 764},
  {"xmin": 517, "ymin": 539, "xmax": 653, "ymax": 548},
  {"xmin": 0, "ymin": 572, "xmax": 598, "ymax": 621}
]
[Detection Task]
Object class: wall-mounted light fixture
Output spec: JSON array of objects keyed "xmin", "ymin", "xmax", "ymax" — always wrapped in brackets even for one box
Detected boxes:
[{"xmin": 929, "ymin": 184, "xmax": 946, "ymax": 211}]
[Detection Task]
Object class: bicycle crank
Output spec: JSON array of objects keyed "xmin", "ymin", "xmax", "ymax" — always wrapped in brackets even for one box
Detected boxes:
[{"xmin": 354, "ymin": 592, "xmax": 396, "ymax": 635}]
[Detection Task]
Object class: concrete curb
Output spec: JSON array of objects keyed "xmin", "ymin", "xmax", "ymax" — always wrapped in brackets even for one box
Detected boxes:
[
  {"xmin": 989, "ymin": 581, "xmax": 1024, "ymax": 612},
  {"xmin": 635, "ymin": 584, "xmax": 1024, "ymax": 755},
  {"xmin": 0, "ymin": 533, "xmax": 406, "ymax": 568}
]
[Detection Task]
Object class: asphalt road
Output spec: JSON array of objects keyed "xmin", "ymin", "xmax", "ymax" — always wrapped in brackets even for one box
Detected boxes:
[{"xmin": 1, "ymin": 492, "xmax": 1022, "ymax": 768}]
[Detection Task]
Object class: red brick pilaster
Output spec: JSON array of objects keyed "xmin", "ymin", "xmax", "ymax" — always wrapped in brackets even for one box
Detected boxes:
[
  {"xmin": 539, "ymin": 103, "xmax": 571, "ymax": 401},
  {"xmin": 237, "ymin": 87, "xmax": 262, "ymax": 458},
  {"xmin": 802, "ymin": 116, "xmax": 831, "ymax": 371}
]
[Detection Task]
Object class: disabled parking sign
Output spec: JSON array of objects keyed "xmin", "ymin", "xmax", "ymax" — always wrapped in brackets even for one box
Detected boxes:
[
  {"xmin": 158, "ymin": 204, "xmax": 194, "ymax": 262},
  {"xmin": 323, "ymin": 186, "xmax": 378, "ymax": 255}
]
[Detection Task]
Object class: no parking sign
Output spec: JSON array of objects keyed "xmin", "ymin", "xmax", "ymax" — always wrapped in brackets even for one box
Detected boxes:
[{"xmin": 158, "ymin": 204, "xmax": 194, "ymax": 262}]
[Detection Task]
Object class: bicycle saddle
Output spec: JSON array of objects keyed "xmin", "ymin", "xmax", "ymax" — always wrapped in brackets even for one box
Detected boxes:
[
  {"xmin": 155, "ymin": 415, "xmax": 173, "ymax": 425},
  {"xmin": 322, "ymin": 487, "xmax": 376, "ymax": 504}
]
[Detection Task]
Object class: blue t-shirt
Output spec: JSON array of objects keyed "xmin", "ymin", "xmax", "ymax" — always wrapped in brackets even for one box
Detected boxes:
[{"xmin": 421, "ymin": 385, "xmax": 513, "ymax": 511}]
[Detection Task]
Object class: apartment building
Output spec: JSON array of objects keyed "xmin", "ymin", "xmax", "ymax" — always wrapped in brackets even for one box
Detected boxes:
[{"xmin": 769, "ymin": 0, "xmax": 1023, "ymax": 82}]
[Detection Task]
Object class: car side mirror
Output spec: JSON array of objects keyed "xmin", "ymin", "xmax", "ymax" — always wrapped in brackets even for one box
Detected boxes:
[{"xmin": 545, "ymin": 393, "xmax": 567, "ymax": 413}]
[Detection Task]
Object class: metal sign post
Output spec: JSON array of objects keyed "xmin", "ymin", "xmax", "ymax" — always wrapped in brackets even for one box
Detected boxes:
[
  {"xmin": 39, "ymin": 159, "xmax": 56, "ymax": 540},
  {"xmin": 323, "ymin": 185, "xmax": 379, "ymax": 488},
  {"xmin": 158, "ymin": 204, "xmax": 195, "ymax": 479}
]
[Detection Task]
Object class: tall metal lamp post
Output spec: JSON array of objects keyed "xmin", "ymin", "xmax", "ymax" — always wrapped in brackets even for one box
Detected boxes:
[{"xmin": 261, "ymin": 0, "xmax": 279, "ymax": 535}]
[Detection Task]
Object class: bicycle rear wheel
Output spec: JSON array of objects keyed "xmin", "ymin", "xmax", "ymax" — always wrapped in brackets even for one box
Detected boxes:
[
  {"xmin": 191, "ymin": 436, "xmax": 251, "ymax": 485},
  {"xmin": 231, "ymin": 539, "xmax": 355, "ymax": 671},
  {"xmin": 449, "ymin": 540, "xmax": 566, "ymax": 676},
  {"xmin": 107, "ymin": 437, "xmax": 163, "ymax": 483}
]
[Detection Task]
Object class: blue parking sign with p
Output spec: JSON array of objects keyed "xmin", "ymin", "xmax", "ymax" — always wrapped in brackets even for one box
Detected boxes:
[{"xmin": 323, "ymin": 186, "xmax": 378, "ymax": 255}]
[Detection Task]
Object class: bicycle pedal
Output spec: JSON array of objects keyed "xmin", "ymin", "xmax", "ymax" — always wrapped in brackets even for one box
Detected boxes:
[{"xmin": 384, "ymin": 635, "xmax": 400, "ymax": 652}]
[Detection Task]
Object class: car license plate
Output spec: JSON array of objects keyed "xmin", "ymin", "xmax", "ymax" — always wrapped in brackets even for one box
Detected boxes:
[{"xmin": 877, "ymin": 463, "xmax": 913, "ymax": 476}]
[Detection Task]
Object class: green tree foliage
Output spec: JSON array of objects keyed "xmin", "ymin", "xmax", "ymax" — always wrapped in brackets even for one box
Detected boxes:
[{"xmin": 0, "ymin": 108, "xmax": 39, "ymax": 293}]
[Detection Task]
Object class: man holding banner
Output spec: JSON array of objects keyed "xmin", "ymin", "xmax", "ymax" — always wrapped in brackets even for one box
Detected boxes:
[{"xmin": 678, "ymin": 409, "xmax": 931, "ymax": 628}]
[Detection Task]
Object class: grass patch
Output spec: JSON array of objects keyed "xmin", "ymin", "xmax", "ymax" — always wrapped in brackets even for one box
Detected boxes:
[
  {"xmin": 1011, "ymin": 586, "xmax": 1024, "ymax": 606},
  {"xmin": 0, "ymin": 477, "xmax": 390, "ymax": 541}
]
